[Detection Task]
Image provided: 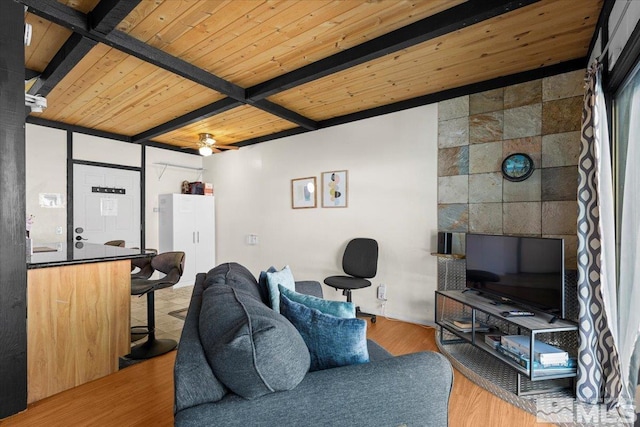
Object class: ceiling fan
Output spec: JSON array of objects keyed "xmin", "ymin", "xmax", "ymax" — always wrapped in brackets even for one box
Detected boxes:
[{"xmin": 188, "ymin": 133, "xmax": 239, "ymax": 156}]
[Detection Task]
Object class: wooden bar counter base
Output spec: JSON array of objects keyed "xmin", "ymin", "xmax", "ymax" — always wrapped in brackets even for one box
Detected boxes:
[{"xmin": 26, "ymin": 244, "xmax": 149, "ymax": 403}]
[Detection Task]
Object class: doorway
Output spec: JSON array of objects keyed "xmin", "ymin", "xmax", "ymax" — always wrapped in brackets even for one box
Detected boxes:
[{"xmin": 73, "ymin": 163, "xmax": 141, "ymax": 247}]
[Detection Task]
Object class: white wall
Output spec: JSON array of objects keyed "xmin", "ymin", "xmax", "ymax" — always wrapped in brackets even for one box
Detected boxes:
[
  {"xmin": 26, "ymin": 124, "xmax": 67, "ymax": 244},
  {"xmin": 202, "ymin": 104, "xmax": 439, "ymax": 324}
]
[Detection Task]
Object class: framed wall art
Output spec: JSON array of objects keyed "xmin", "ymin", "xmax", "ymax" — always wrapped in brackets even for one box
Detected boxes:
[
  {"xmin": 321, "ymin": 170, "xmax": 348, "ymax": 208},
  {"xmin": 291, "ymin": 177, "xmax": 317, "ymax": 209}
]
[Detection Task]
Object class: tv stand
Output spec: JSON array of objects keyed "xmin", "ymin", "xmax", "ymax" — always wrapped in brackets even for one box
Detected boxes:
[{"xmin": 435, "ymin": 289, "xmax": 578, "ymax": 396}]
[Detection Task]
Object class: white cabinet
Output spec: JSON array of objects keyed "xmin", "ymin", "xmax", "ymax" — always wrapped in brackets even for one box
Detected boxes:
[{"xmin": 158, "ymin": 194, "xmax": 215, "ymax": 286}]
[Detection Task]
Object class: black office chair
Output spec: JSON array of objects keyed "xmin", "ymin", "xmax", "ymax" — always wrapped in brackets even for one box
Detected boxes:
[
  {"xmin": 324, "ymin": 238, "xmax": 378, "ymax": 323},
  {"xmin": 127, "ymin": 251, "xmax": 185, "ymax": 359}
]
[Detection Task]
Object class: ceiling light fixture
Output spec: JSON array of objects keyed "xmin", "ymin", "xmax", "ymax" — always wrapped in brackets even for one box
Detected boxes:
[
  {"xmin": 199, "ymin": 133, "xmax": 216, "ymax": 145},
  {"xmin": 198, "ymin": 145, "xmax": 213, "ymax": 156}
]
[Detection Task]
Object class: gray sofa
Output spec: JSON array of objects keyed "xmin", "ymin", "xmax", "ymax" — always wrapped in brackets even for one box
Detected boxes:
[{"xmin": 174, "ymin": 262, "xmax": 453, "ymax": 426}]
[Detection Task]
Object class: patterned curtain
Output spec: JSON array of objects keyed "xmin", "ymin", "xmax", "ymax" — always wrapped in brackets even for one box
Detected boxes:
[{"xmin": 576, "ymin": 62, "xmax": 622, "ymax": 406}]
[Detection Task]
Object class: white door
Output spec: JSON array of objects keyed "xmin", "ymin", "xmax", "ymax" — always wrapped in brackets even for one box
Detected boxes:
[{"xmin": 73, "ymin": 164, "xmax": 141, "ymax": 247}]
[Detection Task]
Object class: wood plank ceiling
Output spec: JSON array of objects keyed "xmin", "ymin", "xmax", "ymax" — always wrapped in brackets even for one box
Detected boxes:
[{"xmin": 22, "ymin": 0, "xmax": 604, "ymax": 153}]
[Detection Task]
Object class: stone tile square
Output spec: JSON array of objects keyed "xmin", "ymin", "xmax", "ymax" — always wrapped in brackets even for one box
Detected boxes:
[
  {"xmin": 469, "ymin": 111, "xmax": 503, "ymax": 144},
  {"xmin": 438, "ymin": 204, "xmax": 469, "ymax": 233},
  {"xmin": 542, "ymin": 167, "xmax": 578, "ymax": 201},
  {"xmin": 438, "ymin": 175, "xmax": 468, "ymax": 204},
  {"xmin": 439, "ymin": 96, "xmax": 469, "ymax": 121},
  {"xmin": 469, "ymin": 172, "xmax": 502, "ymax": 203},
  {"xmin": 543, "ymin": 70, "xmax": 584, "ymax": 102},
  {"xmin": 470, "ymin": 88, "xmax": 504, "ymax": 115},
  {"xmin": 503, "ymin": 202, "xmax": 541, "ymax": 235},
  {"xmin": 503, "ymin": 169, "xmax": 541, "ymax": 202},
  {"xmin": 438, "ymin": 117, "xmax": 469, "ymax": 148},
  {"xmin": 504, "ymin": 104, "xmax": 542, "ymax": 139},
  {"xmin": 469, "ymin": 142, "xmax": 502, "ymax": 174},
  {"xmin": 542, "ymin": 201, "xmax": 578, "ymax": 235},
  {"xmin": 542, "ymin": 131, "xmax": 581, "ymax": 167},
  {"xmin": 503, "ymin": 136, "xmax": 542, "ymax": 168},
  {"xmin": 438, "ymin": 146, "xmax": 469, "ymax": 177},
  {"xmin": 504, "ymin": 80, "xmax": 542, "ymax": 109},
  {"xmin": 469, "ymin": 203, "xmax": 503, "ymax": 234},
  {"xmin": 542, "ymin": 96, "xmax": 582, "ymax": 135}
]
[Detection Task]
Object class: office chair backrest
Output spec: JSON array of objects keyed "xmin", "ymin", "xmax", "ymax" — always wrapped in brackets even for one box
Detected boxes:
[
  {"xmin": 342, "ymin": 238, "xmax": 378, "ymax": 279},
  {"xmin": 151, "ymin": 251, "xmax": 185, "ymax": 283}
]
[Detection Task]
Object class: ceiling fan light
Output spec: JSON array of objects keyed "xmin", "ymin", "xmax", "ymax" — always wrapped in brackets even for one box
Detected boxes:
[
  {"xmin": 199, "ymin": 145, "xmax": 213, "ymax": 156},
  {"xmin": 198, "ymin": 133, "xmax": 216, "ymax": 145}
]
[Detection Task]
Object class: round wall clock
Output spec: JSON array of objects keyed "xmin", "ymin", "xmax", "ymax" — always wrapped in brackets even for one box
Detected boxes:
[{"xmin": 501, "ymin": 153, "xmax": 534, "ymax": 182}]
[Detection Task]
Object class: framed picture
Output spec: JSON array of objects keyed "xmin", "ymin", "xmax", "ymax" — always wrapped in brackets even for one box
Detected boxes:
[
  {"xmin": 321, "ymin": 170, "xmax": 348, "ymax": 208},
  {"xmin": 291, "ymin": 177, "xmax": 317, "ymax": 209}
]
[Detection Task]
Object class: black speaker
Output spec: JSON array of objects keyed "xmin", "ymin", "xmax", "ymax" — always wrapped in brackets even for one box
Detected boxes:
[{"xmin": 437, "ymin": 232, "xmax": 452, "ymax": 254}]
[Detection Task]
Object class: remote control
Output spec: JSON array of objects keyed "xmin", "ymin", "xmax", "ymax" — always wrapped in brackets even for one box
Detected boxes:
[{"xmin": 501, "ymin": 310, "xmax": 535, "ymax": 317}]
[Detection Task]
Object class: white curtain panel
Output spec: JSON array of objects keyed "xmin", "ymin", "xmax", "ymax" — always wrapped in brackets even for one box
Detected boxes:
[{"xmin": 618, "ymin": 83, "xmax": 640, "ymax": 408}]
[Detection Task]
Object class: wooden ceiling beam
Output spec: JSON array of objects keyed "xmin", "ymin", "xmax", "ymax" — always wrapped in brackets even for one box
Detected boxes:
[
  {"xmin": 28, "ymin": 33, "xmax": 97, "ymax": 96},
  {"xmin": 246, "ymin": 0, "xmax": 541, "ymax": 101},
  {"xmin": 89, "ymin": 0, "xmax": 141, "ymax": 35},
  {"xmin": 132, "ymin": 98, "xmax": 242, "ymax": 143}
]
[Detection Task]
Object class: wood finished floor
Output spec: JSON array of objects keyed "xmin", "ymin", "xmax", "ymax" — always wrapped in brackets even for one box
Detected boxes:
[{"xmin": 1, "ymin": 290, "xmax": 555, "ymax": 427}]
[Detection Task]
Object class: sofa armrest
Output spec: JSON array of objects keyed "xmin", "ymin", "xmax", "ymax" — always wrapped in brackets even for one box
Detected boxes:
[
  {"xmin": 175, "ymin": 351, "xmax": 453, "ymax": 427},
  {"xmin": 294, "ymin": 280, "xmax": 323, "ymax": 298},
  {"xmin": 174, "ymin": 273, "xmax": 227, "ymax": 413}
]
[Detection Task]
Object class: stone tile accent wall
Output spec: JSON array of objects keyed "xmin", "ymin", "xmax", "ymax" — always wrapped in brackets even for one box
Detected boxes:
[{"xmin": 437, "ymin": 70, "xmax": 583, "ymax": 268}]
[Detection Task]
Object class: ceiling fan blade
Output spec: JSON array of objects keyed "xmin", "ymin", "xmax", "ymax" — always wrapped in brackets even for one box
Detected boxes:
[{"xmin": 212, "ymin": 145, "xmax": 239, "ymax": 150}]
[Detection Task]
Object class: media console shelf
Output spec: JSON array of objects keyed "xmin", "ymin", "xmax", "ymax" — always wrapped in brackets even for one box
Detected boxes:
[{"xmin": 435, "ymin": 289, "xmax": 578, "ymax": 396}]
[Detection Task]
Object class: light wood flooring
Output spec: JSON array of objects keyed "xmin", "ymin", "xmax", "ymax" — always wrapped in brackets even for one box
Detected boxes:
[{"xmin": 2, "ymin": 286, "xmax": 554, "ymax": 427}]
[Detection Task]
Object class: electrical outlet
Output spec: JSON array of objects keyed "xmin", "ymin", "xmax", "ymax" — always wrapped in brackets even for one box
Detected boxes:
[{"xmin": 377, "ymin": 284, "xmax": 387, "ymax": 300}]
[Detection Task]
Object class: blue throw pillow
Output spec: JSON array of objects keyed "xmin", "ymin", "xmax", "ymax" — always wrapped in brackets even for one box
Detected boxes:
[
  {"xmin": 258, "ymin": 266, "xmax": 277, "ymax": 305},
  {"xmin": 280, "ymin": 293, "xmax": 369, "ymax": 372},
  {"xmin": 278, "ymin": 285, "xmax": 355, "ymax": 318},
  {"xmin": 266, "ymin": 265, "xmax": 296, "ymax": 313}
]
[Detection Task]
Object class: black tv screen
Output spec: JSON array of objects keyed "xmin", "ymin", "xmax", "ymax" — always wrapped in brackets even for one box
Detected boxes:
[{"xmin": 465, "ymin": 234, "xmax": 565, "ymax": 318}]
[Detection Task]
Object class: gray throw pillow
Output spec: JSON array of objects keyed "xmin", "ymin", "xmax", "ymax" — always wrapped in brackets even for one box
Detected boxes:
[{"xmin": 199, "ymin": 284, "xmax": 310, "ymax": 399}]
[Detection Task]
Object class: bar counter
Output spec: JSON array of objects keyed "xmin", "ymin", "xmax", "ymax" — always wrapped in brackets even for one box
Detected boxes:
[{"xmin": 26, "ymin": 243, "xmax": 149, "ymax": 403}]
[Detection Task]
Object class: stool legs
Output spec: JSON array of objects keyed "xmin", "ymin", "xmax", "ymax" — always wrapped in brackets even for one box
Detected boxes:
[{"xmin": 126, "ymin": 291, "xmax": 177, "ymax": 359}]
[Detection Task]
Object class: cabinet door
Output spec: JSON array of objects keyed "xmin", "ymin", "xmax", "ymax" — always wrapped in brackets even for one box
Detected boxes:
[
  {"xmin": 195, "ymin": 196, "xmax": 215, "ymax": 273},
  {"xmin": 172, "ymin": 195, "xmax": 197, "ymax": 285}
]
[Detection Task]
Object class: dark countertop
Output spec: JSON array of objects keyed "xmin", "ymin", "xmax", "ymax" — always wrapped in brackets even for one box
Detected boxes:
[{"xmin": 27, "ymin": 242, "xmax": 152, "ymax": 269}]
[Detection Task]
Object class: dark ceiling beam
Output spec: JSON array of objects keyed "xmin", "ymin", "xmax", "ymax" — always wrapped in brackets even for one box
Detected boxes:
[
  {"xmin": 28, "ymin": 33, "xmax": 97, "ymax": 96},
  {"xmin": 25, "ymin": 68, "xmax": 40, "ymax": 80},
  {"xmin": 249, "ymin": 99, "xmax": 318, "ymax": 130},
  {"xmin": 20, "ymin": 0, "xmax": 317, "ymax": 130},
  {"xmin": 90, "ymin": 0, "xmax": 141, "ymax": 35},
  {"xmin": 132, "ymin": 98, "xmax": 243, "ymax": 143},
  {"xmin": 238, "ymin": 57, "xmax": 587, "ymax": 147},
  {"xmin": 246, "ymin": 0, "xmax": 541, "ymax": 101}
]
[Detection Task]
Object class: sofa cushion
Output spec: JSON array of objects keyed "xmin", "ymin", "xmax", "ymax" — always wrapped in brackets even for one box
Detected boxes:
[
  {"xmin": 199, "ymin": 284, "xmax": 310, "ymax": 399},
  {"xmin": 280, "ymin": 293, "xmax": 369, "ymax": 372},
  {"xmin": 279, "ymin": 285, "xmax": 355, "ymax": 318},
  {"xmin": 203, "ymin": 262, "xmax": 263, "ymax": 302},
  {"xmin": 265, "ymin": 265, "xmax": 296, "ymax": 312}
]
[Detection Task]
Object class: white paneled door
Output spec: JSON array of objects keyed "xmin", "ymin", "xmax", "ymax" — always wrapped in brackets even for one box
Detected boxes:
[{"xmin": 73, "ymin": 164, "xmax": 141, "ymax": 247}]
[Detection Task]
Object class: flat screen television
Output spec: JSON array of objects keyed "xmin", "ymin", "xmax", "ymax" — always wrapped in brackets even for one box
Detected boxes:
[{"xmin": 465, "ymin": 234, "xmax": 565, "ymax": 318}]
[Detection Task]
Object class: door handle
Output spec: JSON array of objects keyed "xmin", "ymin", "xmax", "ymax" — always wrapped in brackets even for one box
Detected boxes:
[{"xmin": 75, "ymin": 236, "xmax": 88, "ymax": 241}]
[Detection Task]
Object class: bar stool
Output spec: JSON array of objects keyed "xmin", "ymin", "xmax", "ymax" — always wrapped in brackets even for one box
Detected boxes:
[{"xmin": 127, "ymin": 251, "xmax": 185, "ymax": 359}]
